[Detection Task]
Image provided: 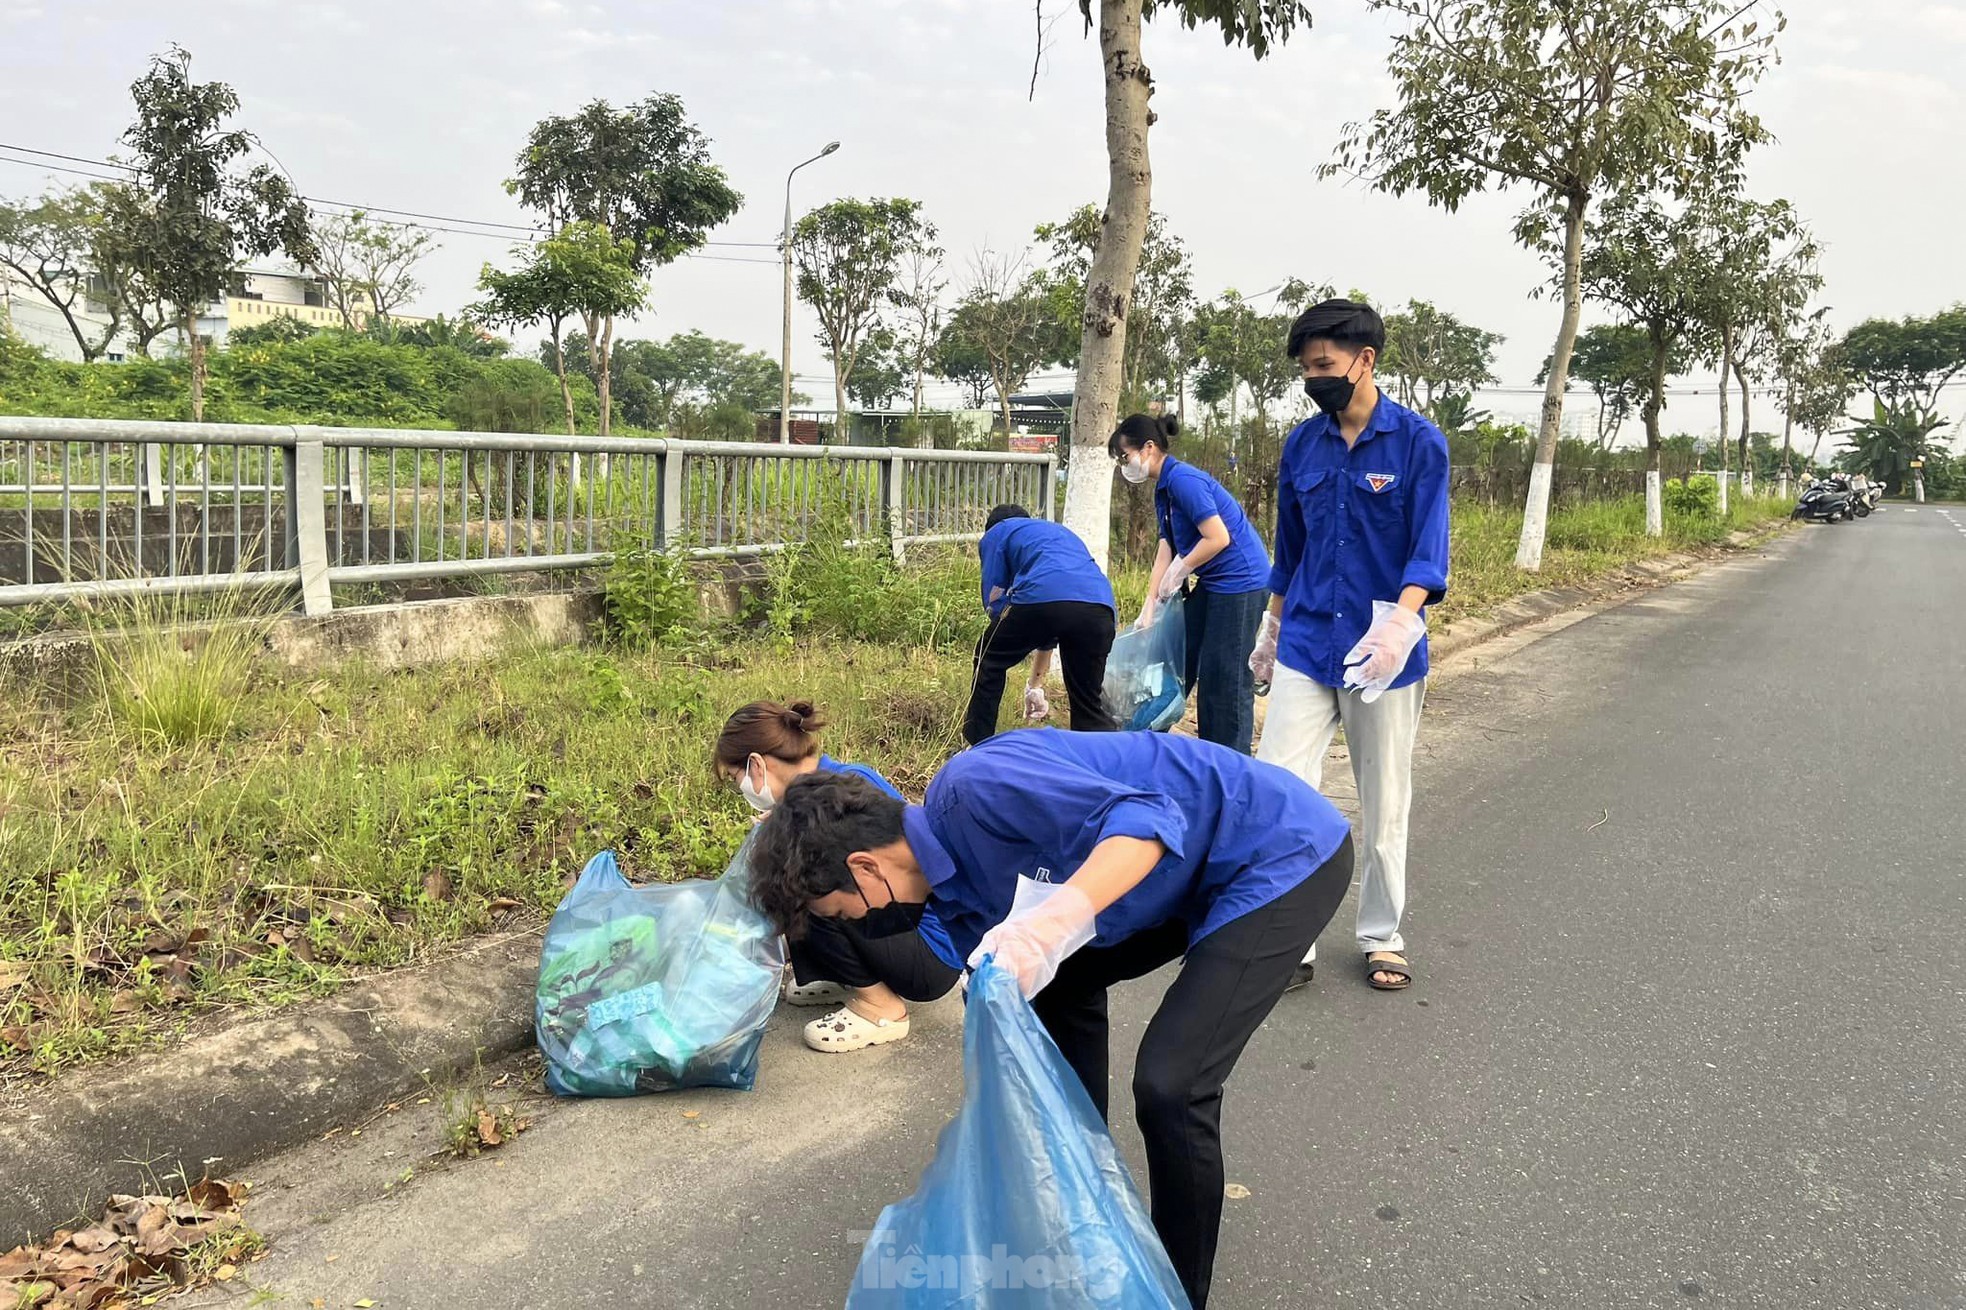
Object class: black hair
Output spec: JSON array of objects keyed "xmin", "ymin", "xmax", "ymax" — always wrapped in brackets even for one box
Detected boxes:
[
  {"xmin": 747, "ymin": 772, "xmax": 906, "ymax": 940},
  {"xmin": 1109, "ymin": 412, "xmax": 1180, "ymax": 459},
  {"xmin": 985, "ymin": 504, "xmax": 1032, "ymax": 531},
  {"xmin": 1285, "ymin": 298, "xmax": 1386, "ymax": 361}
]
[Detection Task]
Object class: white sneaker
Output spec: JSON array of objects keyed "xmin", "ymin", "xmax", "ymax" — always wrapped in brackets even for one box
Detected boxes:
[
  {"xmin": 803, "ymin": 1005, "xmax": 910, "ymax": 1053},
  {"xmin": 783, "ymin": 978, "xmax": 848, "ymax": 1007}
]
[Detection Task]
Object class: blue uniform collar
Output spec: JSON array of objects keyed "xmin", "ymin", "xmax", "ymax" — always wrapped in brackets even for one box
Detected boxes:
[
  {"xmin": 1308, "ymin": 392, "xmax": 1398, "ymax": 450},
  {"xmin": 902, "ymin": 805, "xmax": 958, "ymax": 888}
]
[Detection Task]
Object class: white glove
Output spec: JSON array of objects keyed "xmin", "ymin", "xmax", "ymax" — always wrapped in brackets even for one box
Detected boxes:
[
  {"xmin": 1341, "ymin": 600, "xmax": 1427, "ymax": 703},
  {"xmin": 1022, "ymin": 684, "xmax": 1050, "ymax": 721},
  {"xmin": 967, "ymin": 883, "xmax": 1098, "ymax": 999},
  {"xmin": 1133, "ymin": 595, "xmax": 1158, "ymax": 632},
  {"xmin": 1156, "ymin": 555, "xmax": 1194, "ymax": 603},
  {"xmin": 1248, "ymin": 612, "xmax": 1280, "ymax": 686}
]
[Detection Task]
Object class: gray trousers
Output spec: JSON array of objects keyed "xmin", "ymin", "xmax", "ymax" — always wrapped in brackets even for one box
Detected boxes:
[{"xmin": 1255, "ymin": 663, "xmax": 1425, "ymax": 960}]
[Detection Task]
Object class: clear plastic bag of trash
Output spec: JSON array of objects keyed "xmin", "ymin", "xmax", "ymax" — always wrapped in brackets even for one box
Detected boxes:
[
  {"xmin": 1103, "ymin": 594, "xmax": 1188, "ymax": 733},
  {"xmin": 844, "ymin": 958, "xmax": 1191, "ymax": 1309},
  {"xmin": 535, "ymin": 837, "xmax": 785, "ymax": 1097}
]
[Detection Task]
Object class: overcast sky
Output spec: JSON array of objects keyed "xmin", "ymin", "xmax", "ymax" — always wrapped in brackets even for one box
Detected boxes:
[{"xmin": 4, "ymin": 0, "xmax": 1962, "ymax": 441}]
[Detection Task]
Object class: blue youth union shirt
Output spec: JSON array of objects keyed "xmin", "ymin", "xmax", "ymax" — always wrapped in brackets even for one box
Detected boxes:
[
  {"xmin": 977, "ymin": 518, "xmax": 1116, "ymax": 618},
  {"xmin": 901, "ymin": 729, "xmax": 1351, "ymax": 969},
  {"xmin": 816, "ymin": 756, "xmax": 957, "ymax": 966},
  {"xmin": 1270, "ymin": 394, "xmax": 1451, "ymax": 690},
  {"xmin": 1154, "ymin": 457, "xmax": 1271, "ymax": 594}
]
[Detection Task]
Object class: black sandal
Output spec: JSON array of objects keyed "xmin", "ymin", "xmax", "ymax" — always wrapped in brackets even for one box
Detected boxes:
[{"xmin": 1366, "ymin": 954, "xmax": 1412, "ymax": 990}]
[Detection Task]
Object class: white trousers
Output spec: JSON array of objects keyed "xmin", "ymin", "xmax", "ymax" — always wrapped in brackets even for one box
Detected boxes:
[{"xmin": 1255, "ymin": 664, "xmax": 1425, "ymax": 960}]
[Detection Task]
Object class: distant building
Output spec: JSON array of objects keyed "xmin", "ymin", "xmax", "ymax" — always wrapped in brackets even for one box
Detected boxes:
[{"xmin": 0, "ymin": 261, "xmax": 424, "ymax": 362}]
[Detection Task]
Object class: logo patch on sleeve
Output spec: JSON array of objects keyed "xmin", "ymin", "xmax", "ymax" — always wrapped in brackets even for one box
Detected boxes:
[{"xmin": 1365, "ymin": 473, "xmax": 1397, "ymax": 493}]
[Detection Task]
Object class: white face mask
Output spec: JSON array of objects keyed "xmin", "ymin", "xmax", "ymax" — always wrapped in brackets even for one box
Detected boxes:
[
  {"xmin": 1119, "ymin": 456, "xmax": 1151, "ymax": 485},
  {"xmin": 739, "ymin": 755, "xmax": 777, "ymax": 813}
]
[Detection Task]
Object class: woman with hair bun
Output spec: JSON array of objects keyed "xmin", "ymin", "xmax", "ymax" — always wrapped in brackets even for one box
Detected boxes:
[
  {"xmin": 1109, "ymin": 412, "xmax": 1273, "ymax": 753},
  {"xmin": 713, "ymin": 699, "xmax": 958, "ymax": 1052}
]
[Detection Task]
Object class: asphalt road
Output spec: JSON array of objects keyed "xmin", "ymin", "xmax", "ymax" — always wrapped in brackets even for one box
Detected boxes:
[{"xmin": 187, "ymin": 508, "xmax": 1966, "ymax": 1310}]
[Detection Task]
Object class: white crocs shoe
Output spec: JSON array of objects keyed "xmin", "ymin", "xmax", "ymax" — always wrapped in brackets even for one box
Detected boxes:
[
  {"xmin": 803, "ymin": 1005, "xmax": 910, "ymax": 1053},
  {"xmin": 783, "ymin": 978, "xmax": 849, "ymax": 1007}
]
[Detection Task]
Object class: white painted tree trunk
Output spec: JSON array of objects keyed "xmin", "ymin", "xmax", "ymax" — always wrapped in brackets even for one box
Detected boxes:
[
  {"xmin": 1645, "ymin": 469, "xmax": 1663, "ymax": 537},
  {"xmin": 1514, "ymin": 196, "xmax": 1586, "ymax": 572},
  {"xmin": 1520, "ymin": 462, "xmax": 1555, "ymax": 559},
  {"xmin": 1717, "ymin": 469, "xmax": 1729, "ymax": 516},
  {"xmin": 1060, "ymin": 0, "xmax": 1152, "ymax": 569}
]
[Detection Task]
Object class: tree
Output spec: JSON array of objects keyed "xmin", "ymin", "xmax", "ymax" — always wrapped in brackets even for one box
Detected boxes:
[
  {"xmin": 1380, "ymin": 299, "xmax": 1503, "ymax": 419},
  {"xmin": 1326, "ymin": 0, "xmax": 1780, "ymax": 570},
  {"xmin": 1034, "ymin": 203, "xmax": 1194, "ymax": 405},
  {"xmin": 946, "ymin": 250, "xmax": 1053, "ymax": 441},
  {"xmin": 1835, "ymin": 306, "xmax": 1966, "ymax": 420},
  {"xmin": 573, "ymin": 329, "xmax": 790, "ymax": 430},
  {"xmin": 1579, "ymin": 191, "xmax": 1720, "ymax": 534},
  {"xmin": 224, "ymin": 314, "xmax": 316, "ymax": 348},
  {"xmin": 472, "ymin": 222, "xmax": 643, "ymax": 435},
  {"xmin": 1541, "ymin": 323, "xmax": 1657, "ymax": 450},
  {"xmin": 401, "ymin": 313, "xmax": 506, "ymax": 357},
  {"xmin": 0, "ymin": 187, "xmax": 125, "ymax": 361},
  {"xmin": 1054, "ymin": 0, "xmax": 1313, "ymax": 564},
  {"xmin": 933, "ymin": 319, "xmax": 996, "ymax": 409},
  {"xmin": 1685, "ymin": 197, "xmax": 1815, "ymax": 501},
  {"xmin": 1774, "ymin": 318, "xmax": 1851, "ymax": 477},
  {"xmin": 93, "ymin": 47, "xmax": 315, "ymax": 419},
  {"xmin": 509, "ymin": 94, "xmax": 743, "ymax": 436},
  {"xmin": 790, "ymin": 197, "xmax": 929, "ymax": 426},
  {"xmin": 892, "ymin": 230, "xmax": 947, "ymax": 426},
  {"xmin": 1191, "ymin": 285, "xmax": 1319, "ymax": 445},
  {"xmin": 1839, "ymin": 401, "xmax": 1947, "ymax": 496},
  {"xmin": 846, "ymin": 327, "xmax": 911, "ymax": 411},
  {"xmin": 311, "ymin": 208, "xmax": 438, "ymax": 328}
]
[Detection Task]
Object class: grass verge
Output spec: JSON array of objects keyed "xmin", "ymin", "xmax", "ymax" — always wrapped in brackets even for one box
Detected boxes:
[{"xmin": 0, "ymin": 492, "xmax": 1790, "ymax": 1082}]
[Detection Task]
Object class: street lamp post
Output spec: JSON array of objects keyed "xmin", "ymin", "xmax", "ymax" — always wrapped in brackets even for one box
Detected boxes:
[{"xmin": 781, "ymin": 141, "xmax": 840, "ymax": 445}]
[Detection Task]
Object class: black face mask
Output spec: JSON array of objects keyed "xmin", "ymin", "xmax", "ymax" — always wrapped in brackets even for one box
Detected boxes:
[
  {"xmin": 1303, "ymin": 352, "xmax": 1368, "ymax": 416},
  {"xmin": 854, "ymin": 876, "xmax": 928, "ymax": 939}
]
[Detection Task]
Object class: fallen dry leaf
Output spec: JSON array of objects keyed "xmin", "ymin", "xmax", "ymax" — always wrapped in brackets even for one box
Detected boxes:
[
  {"xmin": 355, "ymin": 1299, "xmax": 376, "ymax": 1307},
  {"xmin": 486, "ymin": 896, "xmax": 521, "ymax": 915},
  {"xmin": 0, "ymin": 960, "xmax": 32, "ymax": 990},
  {"xmin": 680, "ymin": 1110, "xmax": 699, "ymax": 1120},
  {"xmin": 475, "ymin": 1110, "xmax": 502, "ymax": 1148},
  {"xmin": 213, "ymin": 1264, "xmax": 236, "ymax": 1281},
  {"xmin": 421, "ymin": 868, "xmax": 452, "ymax": 903},
  {"xmin": 1223, "ymin": 1183, "xmax": 1252, "ymax": 1200}
]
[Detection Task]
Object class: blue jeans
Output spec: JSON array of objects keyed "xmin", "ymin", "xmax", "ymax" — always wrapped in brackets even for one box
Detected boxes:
[{"xmin": 1182, "ymin": 584, "xmax": 1268, "ymax": 754}]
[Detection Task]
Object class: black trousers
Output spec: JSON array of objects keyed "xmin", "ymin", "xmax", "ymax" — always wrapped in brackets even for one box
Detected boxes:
[
  {"xmin": 1030, "ymin": 837, "xmax": 1354, "ymax": 1309},
  {"xmin": 961, "ymin": 600, "xmax": 1118, "ymax": 745},
  {"xmin": 789, "ymin": 916, "xmax": 959, "ymax": 1004}
]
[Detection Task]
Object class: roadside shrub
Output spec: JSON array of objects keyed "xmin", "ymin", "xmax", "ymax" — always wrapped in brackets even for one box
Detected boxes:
[
  {"xmin": 603, "ymin": 537, "xmax": 701, "ymax": 649},
  {"xmin": 1664, "ymin": 476, "xmax": 1719, "ymax": 516}
]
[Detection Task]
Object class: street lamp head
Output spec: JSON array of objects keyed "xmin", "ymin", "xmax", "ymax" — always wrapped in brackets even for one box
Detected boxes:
[{"xmin": 821, "ymin": 141, "xmax": 841, "ymax": 156}]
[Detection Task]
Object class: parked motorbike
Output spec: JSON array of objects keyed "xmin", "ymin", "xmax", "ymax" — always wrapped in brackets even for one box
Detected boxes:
[{"xmin": 1792, "ymin": 477, "xmax": 1854, "ymax": 523}]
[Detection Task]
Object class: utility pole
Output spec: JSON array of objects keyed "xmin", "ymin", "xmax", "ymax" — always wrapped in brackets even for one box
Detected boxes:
[{"xmin": 781, "ymin": 141, "xmax": 840, "ymax": 445}]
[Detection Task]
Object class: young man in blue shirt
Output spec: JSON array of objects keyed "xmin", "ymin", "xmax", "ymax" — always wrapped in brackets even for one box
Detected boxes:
[
  {"xmin": 965, "ymin": 504, "xmax": 1119, "ymax": 745},
  {"xmin": 747, "ymin": 730, "xmax": 1354, "ymax": 1309},
  {"xmin": 1249, "ymin": 299, "xmax": 1451, "ymax": 993}
]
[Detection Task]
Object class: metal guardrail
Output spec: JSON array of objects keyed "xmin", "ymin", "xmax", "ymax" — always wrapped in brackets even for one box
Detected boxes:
[{"xmin": 0, "ymin": 417, "xmax": 1056, "ymax": 615}]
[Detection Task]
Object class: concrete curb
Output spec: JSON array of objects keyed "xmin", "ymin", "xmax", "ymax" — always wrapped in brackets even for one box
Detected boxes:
[
  {"xmin": 0, "ymin": 927, "xmax": 541, "ymax": 1246},
  {"xmin": 1, "ymin": 525, "xmax": 1788, "ymax": 1243}
]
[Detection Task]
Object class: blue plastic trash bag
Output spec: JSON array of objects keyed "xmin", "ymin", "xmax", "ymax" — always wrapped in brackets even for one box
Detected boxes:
[
  {"xmin": 535, "ymin": 838, "xmax": 785, "ymax": 1097},
  {"xmin": 845, "ymin": 959, "xmax": 1191, "ymax": 1309},
  {"xmin": 1103, "ymin": 595, "xmax": 1189, "ymax": 733}
]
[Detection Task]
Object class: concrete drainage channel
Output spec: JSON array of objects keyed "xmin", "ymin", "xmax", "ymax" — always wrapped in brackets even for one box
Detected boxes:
[{"xmin": 0, "ymin": 529, "xmax": 1790, "ymax": 1244}]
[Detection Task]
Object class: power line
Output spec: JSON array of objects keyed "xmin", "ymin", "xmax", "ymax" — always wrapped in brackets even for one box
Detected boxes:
[{"xmin": 0, "ymin": 142, "xmax": 781, "ymax": 250}]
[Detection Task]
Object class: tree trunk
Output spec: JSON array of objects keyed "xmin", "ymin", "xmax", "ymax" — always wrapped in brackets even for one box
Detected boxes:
[
  {"xmin": 834, "ymin": 367, "xmax": 849, "ymax": 445},
  {"xmin": 1643, "ymin": 335, "xmax": 1668, "ymax": 537},
  {"xmin": 1515, "ymin": 192, "xmax": 1586, "ymax": 571},
  {"xmin": 1714, "ymin": 325, "xmax": 1732, "ymax": 515},
  {"xmin": 995, "ymin": 367, "xmax": 1015, "ymax": 450},
  {"xmin": 596, "ymin": 312, "xmax": 616, "ymax": 477},
  {"xmin": 185, "ymin": 310, "xmax": 207, "ymax": 423},
  {"xmin": 1779, "ymin": 384, "xmax": 1794, "ymax": 499},
  {"xmin": 1060, "ymin": 0, "xmax": 1152, "ymax": 567},
  {"xmin": 551, "ymin": 326, "xmax": 576, "ymax": 437},
  {"xmin": 1733, "ymin": 357, "xmax": 1752, "ymax": 497}
]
